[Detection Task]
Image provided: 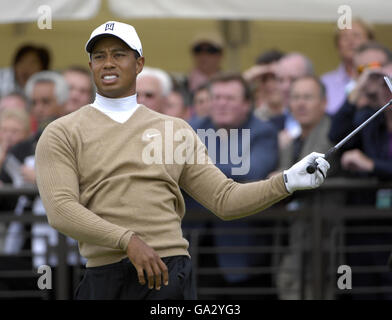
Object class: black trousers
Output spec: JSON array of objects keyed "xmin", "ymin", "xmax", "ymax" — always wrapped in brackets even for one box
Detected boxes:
[{"xmin": 74, "ymin": 255, "xmax": 197, "ymax": 300}]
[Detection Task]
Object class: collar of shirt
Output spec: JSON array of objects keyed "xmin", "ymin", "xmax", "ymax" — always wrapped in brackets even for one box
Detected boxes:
[{"xmin": 92, "ymin": 93, "xmax": 139, "ymax": 123}]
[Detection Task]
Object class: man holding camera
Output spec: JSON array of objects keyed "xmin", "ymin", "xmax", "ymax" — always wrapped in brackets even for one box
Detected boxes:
[
  {"xmin": 329, "ymin": 41, "xmax": 392, "ymax": 178},
  {"xmin": 328, "ymin": 41, "xmax": 392, "ymax": 299}
]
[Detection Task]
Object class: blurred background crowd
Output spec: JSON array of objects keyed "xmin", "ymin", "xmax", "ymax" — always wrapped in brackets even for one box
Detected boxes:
[{"xmin": 0, "ymin": 1, "xmax": 392, "ymax": 300}]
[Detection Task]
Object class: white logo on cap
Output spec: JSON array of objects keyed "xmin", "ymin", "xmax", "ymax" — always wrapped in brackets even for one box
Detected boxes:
[{"xmin": 105, "ymin": 23, "xmax": 114, "ymax": 31}]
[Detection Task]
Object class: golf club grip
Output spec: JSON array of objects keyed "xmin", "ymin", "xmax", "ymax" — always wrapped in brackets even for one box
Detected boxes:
[{"xmin": 306, "ymin": 147, "xmax": 336, "ymax": 174}]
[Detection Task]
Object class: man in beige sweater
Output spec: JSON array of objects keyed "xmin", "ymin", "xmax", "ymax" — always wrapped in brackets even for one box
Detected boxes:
[{"xmin": 35, "ymin": 21, "xmax": 330, "ymax": 300}]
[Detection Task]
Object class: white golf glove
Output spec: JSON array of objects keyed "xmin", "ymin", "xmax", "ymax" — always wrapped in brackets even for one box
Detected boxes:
[{"xmin": 283, "ymin": 152, "xmax": 330, "ymax": 194}]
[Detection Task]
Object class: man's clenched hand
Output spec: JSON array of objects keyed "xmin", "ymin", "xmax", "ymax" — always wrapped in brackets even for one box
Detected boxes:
[{"xmin": 283, "ymin": 152, "xmax": 330, "ymax": 193}]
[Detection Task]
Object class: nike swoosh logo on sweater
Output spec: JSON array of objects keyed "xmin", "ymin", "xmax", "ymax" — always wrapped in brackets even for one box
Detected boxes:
[{"xmin": 146, "ymin": 133, "xmax": 161, "ymax": 138}]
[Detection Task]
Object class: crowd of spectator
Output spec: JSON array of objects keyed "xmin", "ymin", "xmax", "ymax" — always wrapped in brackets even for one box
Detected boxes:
[{"xmin": 0, "ymin": 17, "xmax": 391, "ymax": 299}]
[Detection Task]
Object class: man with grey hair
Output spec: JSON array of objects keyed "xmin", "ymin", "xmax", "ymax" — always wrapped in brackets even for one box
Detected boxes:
[
  {"xmin": 25, "ymin": 70, "xmax": 68, "ymax": 131},
  {"xmin": 277, "ymin": 53, "xmax": 314, "ymax": 107},
  {"xmin": 136, "ymin": 66, "xmax": 172, "ymax": 114},
  {"xmin": 275, "ymin": 52, "xmax": 315, "ymax": 149}
]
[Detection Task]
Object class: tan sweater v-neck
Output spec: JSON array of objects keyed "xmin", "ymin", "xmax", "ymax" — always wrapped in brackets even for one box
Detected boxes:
[{"xmin": 35, "ymin": 105, "xmax": 289, "ymax": 267}]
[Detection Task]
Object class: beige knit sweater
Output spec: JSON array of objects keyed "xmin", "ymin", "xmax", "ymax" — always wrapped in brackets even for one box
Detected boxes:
[{"xmin": 35, "ymin": 105, "xmax": 289, "ymax": 267}]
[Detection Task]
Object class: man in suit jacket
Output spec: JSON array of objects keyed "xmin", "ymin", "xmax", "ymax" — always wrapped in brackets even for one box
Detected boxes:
[
  {"xmin": 275, "ymin": 75, "xmax": 341, "ymax": 299},
  {"xmin": 189, "ymin": 73, "xmax": 279, "ymax": 299}
]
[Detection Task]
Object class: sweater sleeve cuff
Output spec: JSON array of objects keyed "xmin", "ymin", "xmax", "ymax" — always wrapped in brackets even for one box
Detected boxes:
[
  {"xmin": 282, "ymin": 171, "xmax": 293, "ymax": 194},
  {"xmin": 119, "ymin": 230, "xmax": 135, "ymax": 251},
  {"xmin": 275, "ymin": 172, "xmax": 291, "ymax": 195}
]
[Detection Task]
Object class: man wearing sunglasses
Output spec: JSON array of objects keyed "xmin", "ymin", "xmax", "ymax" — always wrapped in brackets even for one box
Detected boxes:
[
  {"xmin": 328, "ymin": 42, "xmax": 392, "ymax": 299},
  {"xmin": 330, "ymin": 42, "xmax": 392, "ymax": 180},
  {"xmin": 330, "ymin": 41, "xmax": 392, "ymax": 145},
  {"xmin": 188, "ymin": 33, "xmax": 224, "ymax": 94}
]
